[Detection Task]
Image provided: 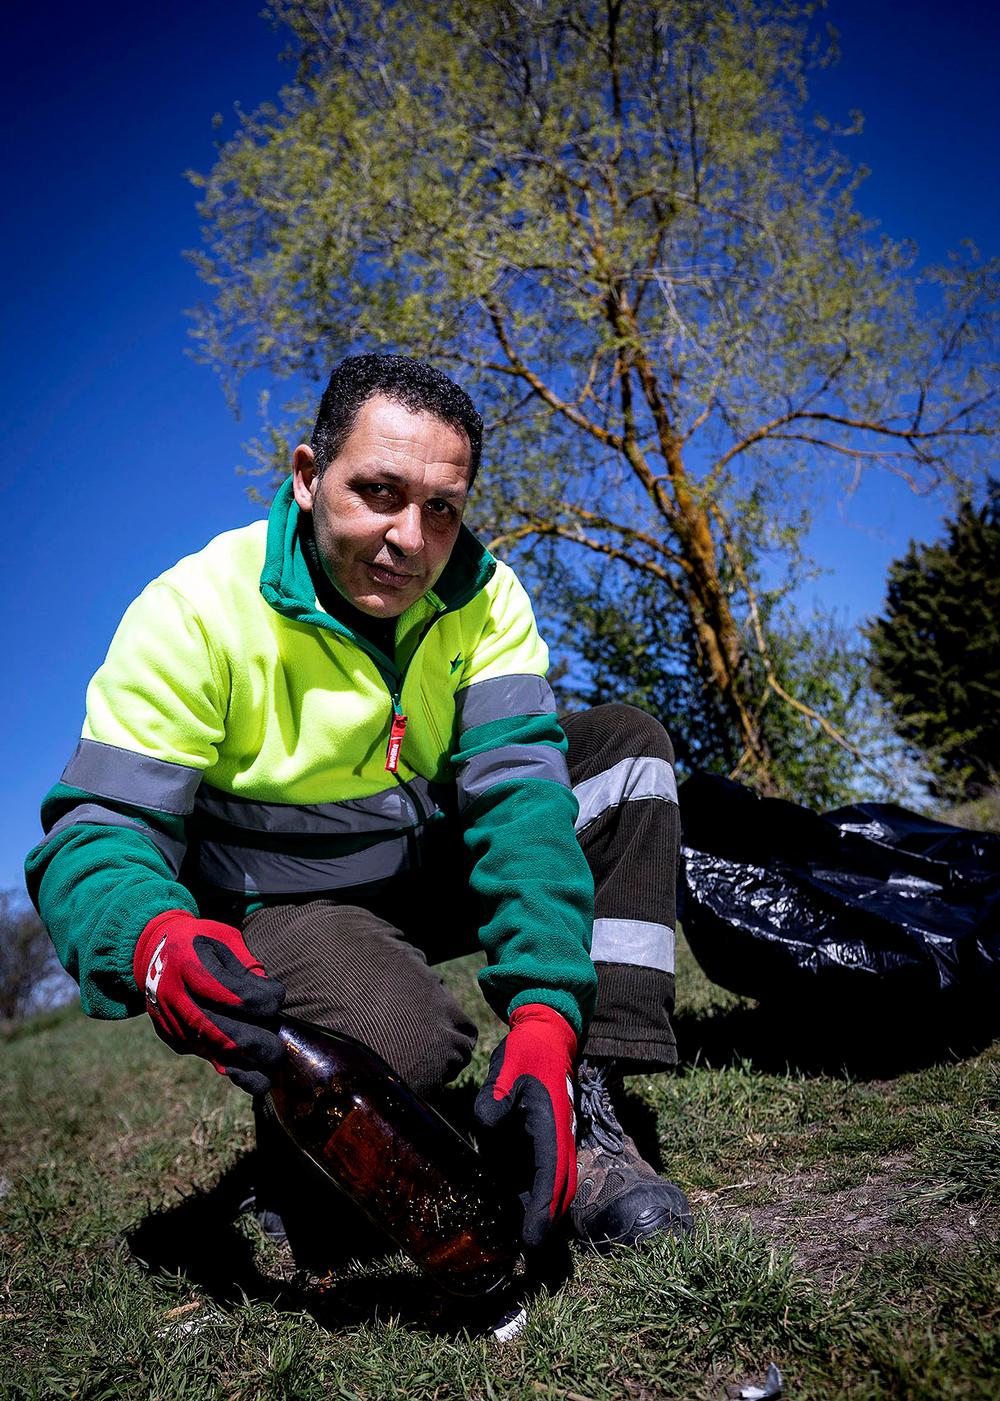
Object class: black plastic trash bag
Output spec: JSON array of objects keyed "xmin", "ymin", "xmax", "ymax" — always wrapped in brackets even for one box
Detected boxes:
[{"xmin": 678, "ymin": 771, "xmax": 1000, "ymax": 1007}]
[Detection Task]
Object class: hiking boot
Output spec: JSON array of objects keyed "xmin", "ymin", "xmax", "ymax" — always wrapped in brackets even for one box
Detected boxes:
[{"xmin": 570, "ymin": 1061, "xmax": 693, "ymax": 1252}]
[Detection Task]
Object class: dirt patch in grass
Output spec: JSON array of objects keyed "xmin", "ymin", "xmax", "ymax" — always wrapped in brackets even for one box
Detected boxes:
[{"xmin": 700, "ymin": 1157, "xmax": 1000, "ymax": 1284}]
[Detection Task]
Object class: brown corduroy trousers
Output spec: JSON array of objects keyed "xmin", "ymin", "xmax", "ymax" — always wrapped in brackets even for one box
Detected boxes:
[{"xmin": 242, "ymin": 703, "xmax": 680, "ymax": 1096}]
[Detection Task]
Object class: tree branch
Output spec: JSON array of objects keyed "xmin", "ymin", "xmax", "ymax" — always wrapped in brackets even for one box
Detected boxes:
[
  {"xmin": 480, "ymin": 295, "xmax": 626, "ymax": 450},
  {"xmin": 486, "ymin": 515, "xmax": 687, "ymax": 602},
  {"xmin": 710, "ymin": 502, "xmax": 893, "ymax": 783},
  {"xmin": 560, "ymin": 502, "xmax": 688, "ymax": 569},
  {"xmin": 709, "ymin": 403, "xmax": 995, "ymax": 482}
]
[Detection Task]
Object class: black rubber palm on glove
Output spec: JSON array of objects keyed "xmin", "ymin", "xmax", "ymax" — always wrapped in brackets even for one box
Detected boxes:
[
  {"xmin": 133, "ymin": 909, "xmax": 286, "ymax": 1095},
  {"xmin": 474, "ymin": 1002, "xmax": 578, "ymax": 1247}
]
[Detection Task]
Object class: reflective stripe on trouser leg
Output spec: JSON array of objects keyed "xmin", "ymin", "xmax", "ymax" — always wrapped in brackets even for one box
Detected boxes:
[{"xmin": 561, "ymin": 704, "xmax": 680, "ymax": 1069}]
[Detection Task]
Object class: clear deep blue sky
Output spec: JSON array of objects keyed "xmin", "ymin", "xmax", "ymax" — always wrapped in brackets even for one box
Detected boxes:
[{"xmin": 3, "ymin": 1, "xmax": 997, "ymax": 891}]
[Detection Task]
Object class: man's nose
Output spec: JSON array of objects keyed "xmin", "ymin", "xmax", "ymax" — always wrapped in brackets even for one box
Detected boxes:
[{"xmin": 386, "ymin": 504, "xmax": 424, "ymax": 556}]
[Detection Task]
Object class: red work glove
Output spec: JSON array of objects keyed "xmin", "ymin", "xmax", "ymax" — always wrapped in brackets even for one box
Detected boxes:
[
  {"xmin": 133, "ymin": 909, "xmax": 286, "ymax": 1096},
  {"xmin": 474, "ymin": 1002, "xmax": 578, "ymax": 1248}
]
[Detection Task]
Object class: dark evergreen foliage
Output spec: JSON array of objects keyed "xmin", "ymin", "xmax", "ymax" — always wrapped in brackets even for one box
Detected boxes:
[{"xmin": 866, "ymin": 479, "xmax": 1000, "ymax": 799}]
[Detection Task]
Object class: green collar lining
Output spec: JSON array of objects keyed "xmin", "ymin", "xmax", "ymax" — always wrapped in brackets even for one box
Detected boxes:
[{"xmin": 259, "ymin": 476, "xmax": 497, "ymax": 632}]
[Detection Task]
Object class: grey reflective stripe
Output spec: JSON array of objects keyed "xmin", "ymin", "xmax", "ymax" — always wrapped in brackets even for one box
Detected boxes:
[
  {"xmin": 455, "ymin": 674, "xmax": 556, "ymax": 732},
  {"xmin": 61, "ymin": 738, "xmax": 202, "ymax": 816},
  {"xmin": 457, "ymin": 743, "xmax": 570, "ymax": 808},
  {"xmin": 590, "ymin": 917, "xmax": 676, "ymax": 973},
  {"xmin": 42, "ymin": 803, "xmax": 186, "ymax": 876},
  {"xmin": 198, "ymin": 835, "xmax": 411, "ymax": 894},
  {"xmin": 574, "ymin": 756, "xmax": 677, "ymax": 833},
  {"xmin": 194, "ymin": 777, "xmax": 440, "ymax": 835}
]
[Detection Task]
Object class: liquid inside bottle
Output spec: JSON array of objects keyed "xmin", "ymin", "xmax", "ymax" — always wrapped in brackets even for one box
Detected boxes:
[{"xmin": 268, "ymin": 1016, "xmax": 522, "ymax": 1297}]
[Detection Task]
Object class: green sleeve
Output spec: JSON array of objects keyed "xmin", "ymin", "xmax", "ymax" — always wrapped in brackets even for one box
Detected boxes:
[
  {"xmin": 454, "ymin": 713, "xmax": 597, "ymax": 1036},
  {"xmin": 24, "ymin": 783, "xmax": 198, "ymax": 1019},
  {"xmin": 25, "ymin": 577, "xmax": 224, "ymax": 1019}
]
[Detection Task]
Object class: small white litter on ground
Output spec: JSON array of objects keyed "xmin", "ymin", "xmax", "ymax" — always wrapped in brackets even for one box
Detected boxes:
[
  {"xmin": 739, "ymin": 1361, "xmax": 783, "ymax": 1399},
  {"xmin": 491, "ymin": 1305, "xmax": 528, "ymax": 1343}
]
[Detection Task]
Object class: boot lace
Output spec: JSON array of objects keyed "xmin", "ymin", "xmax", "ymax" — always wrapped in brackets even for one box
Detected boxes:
[{"xmin": 577, "ymin": 1062, "xmax": 626, "ymax": 1154}]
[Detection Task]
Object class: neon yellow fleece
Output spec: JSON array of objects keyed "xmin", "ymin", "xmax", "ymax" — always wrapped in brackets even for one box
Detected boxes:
[{"xmin": 26, "ymin": 479, "xmax": 597, "ymax": 1034}]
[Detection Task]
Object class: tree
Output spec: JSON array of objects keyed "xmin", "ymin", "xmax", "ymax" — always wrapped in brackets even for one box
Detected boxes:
[
  {"xmin": 553, "ymin": 564, "xmax": 877, "ymax": 807},
  {"xmin": 0, "ymin": 889, "xmax": 75, "ymax": 1024},
  {"xmin": 550, "ymin": 562, "xmax": 739, "ymax": 773},
  {"xmin": 866, "ymin": 479, "xmax": 1000, "ymax": 801},
  {"xmin": 189, "ymin": 0, "xmax": 998, "ymax": 793}
]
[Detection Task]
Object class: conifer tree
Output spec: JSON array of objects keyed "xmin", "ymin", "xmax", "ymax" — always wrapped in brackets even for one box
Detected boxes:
[{"xmin": 867, "ymin": 481, "xmax": 1000, "ymax": 799}]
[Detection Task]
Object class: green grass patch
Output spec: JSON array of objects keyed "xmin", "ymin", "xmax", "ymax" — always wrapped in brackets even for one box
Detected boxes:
[{"xmin": 2, "ymin": 934, "xmax": 998, "ymax": 1399}]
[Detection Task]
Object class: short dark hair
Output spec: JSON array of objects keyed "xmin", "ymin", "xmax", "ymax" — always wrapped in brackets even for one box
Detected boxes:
[{"xmin": 311, "ymin": 354, "xmax": 483, "ymax": 486}]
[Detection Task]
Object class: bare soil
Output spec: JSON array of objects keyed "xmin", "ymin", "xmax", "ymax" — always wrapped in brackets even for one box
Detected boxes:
[{"xmin": 698, "ymin": 1157, "xmax": 999, "ymax": 1285}]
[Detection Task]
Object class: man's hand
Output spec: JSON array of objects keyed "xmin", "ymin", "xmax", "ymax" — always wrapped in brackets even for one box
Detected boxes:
[
  {"xmin": 474, "ymin": 1002, "xmax": 578, "ymax": 1248},
  {"xmin": 133, "ymin": 910, "xmax": 286, "ymax": 1096}
]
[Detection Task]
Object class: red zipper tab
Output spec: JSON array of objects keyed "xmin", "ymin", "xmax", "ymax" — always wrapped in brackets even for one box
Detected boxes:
[{"xmin": 385, "ymin": 712, "xmax": 408, "ymax": 773}]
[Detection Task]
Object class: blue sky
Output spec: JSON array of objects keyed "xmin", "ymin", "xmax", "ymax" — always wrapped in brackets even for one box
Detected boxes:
[{"xmin": 2, "ymin": 0, "xmax": 997, "ymax": 891}]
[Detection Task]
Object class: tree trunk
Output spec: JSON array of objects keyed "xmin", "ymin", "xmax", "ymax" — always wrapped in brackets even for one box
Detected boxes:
[{"xmin": 667, "ymin": 449, "xmax": 774, "ymax": 788}]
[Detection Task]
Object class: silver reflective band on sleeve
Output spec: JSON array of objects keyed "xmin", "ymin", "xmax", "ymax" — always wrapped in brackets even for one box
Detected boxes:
[
  {"xmin": 457, "ymin": 743, "xmax": 570, "ymax": 809},
  {"xmin": 455, "ymin": 674, "xmax": 557, "ymax": 732},
  {"xmin": 43, "ymin": 803, "xmax": 187, "ymax": 876},
  {"xmin": 61, "ymin": 738, "xmax": 203, "ymax": 816},
  {"xmin": 573, "ymin": 756, "xmax": 677, "ymax": 833},
  {"xmin": 590, "ymin": 917, "xmax": 676, "ymax": 973},
  {"xmin": 197, "ymin": 835, "xmax": 411, "ymax": 894}
]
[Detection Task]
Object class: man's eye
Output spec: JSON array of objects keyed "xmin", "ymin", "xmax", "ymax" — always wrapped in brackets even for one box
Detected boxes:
[{"xmin": 427, "ymin": 500, "xmax": 456, "ymax": 518}]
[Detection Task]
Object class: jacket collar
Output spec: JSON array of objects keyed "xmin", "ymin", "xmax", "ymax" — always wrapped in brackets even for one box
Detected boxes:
[{"xmin": 259, "ymin": 476, "xmax": 496, "ymax": 627}]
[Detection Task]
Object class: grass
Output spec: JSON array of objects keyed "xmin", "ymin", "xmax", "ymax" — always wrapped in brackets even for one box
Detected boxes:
[{"xmin": 2, "ymin": 936, "xmax": 999, "ymax": 1400}]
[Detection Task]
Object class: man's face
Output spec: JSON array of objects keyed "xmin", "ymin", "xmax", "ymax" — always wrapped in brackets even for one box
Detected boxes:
[{"xmin": 292, "ymin": 394, "xmax": 472, "ymax": 619}]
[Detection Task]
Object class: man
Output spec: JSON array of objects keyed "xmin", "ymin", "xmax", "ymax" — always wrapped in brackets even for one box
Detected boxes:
[{"xmin": 26, "ymin": 354, "xmax": 690, "ymax": 1260}]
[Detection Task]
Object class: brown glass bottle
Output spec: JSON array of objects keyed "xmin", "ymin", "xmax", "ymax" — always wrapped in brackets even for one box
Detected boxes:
[{"xmin": 267, "ymin": 1016, "xmax": 521, "ymax": 1297}]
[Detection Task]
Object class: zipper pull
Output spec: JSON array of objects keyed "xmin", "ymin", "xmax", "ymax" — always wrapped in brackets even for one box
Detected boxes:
[{"xmin": 385, "ymin": 707, "xmax": 408, "ymax": 774}]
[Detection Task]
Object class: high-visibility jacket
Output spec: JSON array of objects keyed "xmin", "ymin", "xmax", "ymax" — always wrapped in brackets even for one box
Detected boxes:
[{"xmin": 26, "ymin": 479, "xmax": 597, "ymax": 1035}]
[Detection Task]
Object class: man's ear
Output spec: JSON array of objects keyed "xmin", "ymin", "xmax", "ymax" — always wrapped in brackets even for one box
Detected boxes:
[{"xmin": 291, "ymin": 444, "xmax": 318, "ymax": 513}]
